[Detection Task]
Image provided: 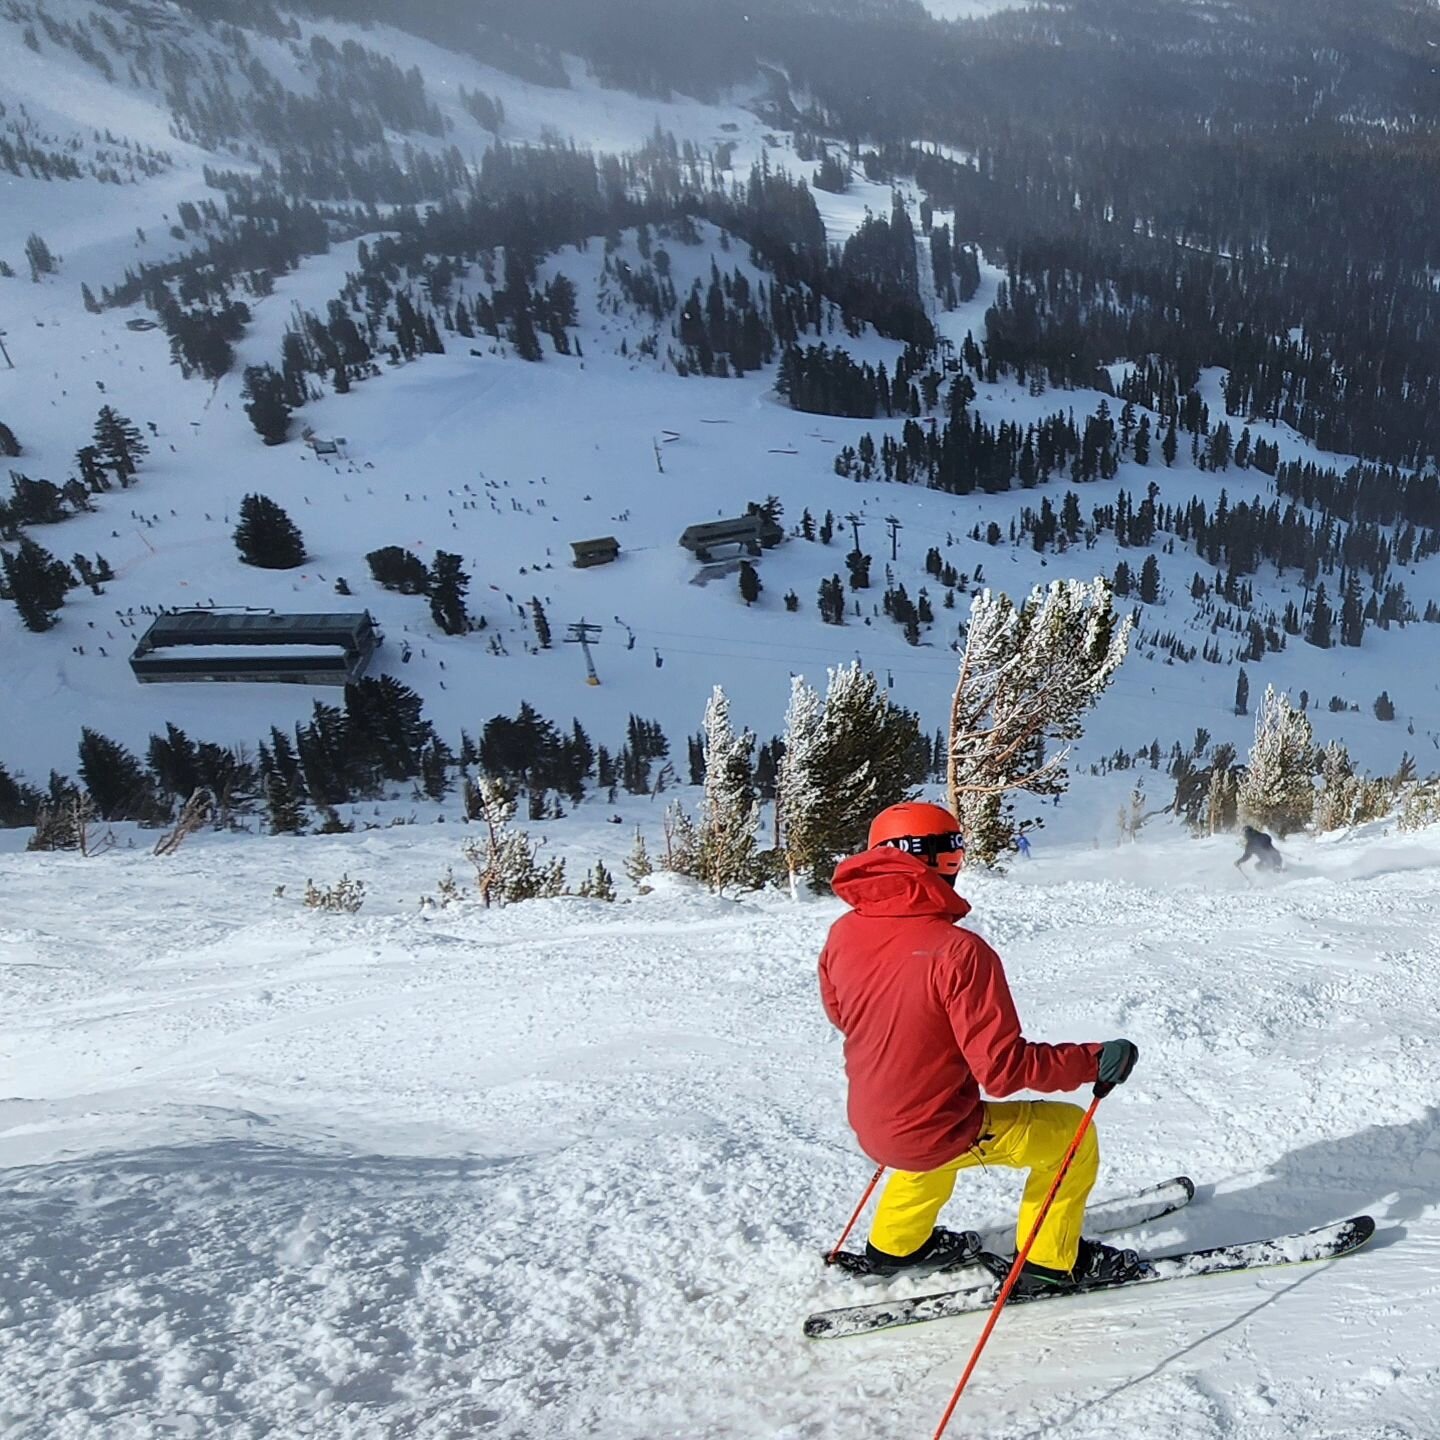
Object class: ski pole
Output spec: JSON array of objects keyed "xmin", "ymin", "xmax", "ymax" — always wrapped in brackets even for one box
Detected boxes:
[
  {"xmin": 930, "ymin": 1086, "xmax": 1109, "ymax": 1440},
  {"xmin": 825, "ymin": 1162, "xmax": 886, "ymax": 1265}
]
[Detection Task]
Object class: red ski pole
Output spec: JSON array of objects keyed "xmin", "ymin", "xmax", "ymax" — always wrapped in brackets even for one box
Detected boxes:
[
  {"xmin": 825, "ymin": 1162, "xmax": 886, "ymax": 1265},
  {"xmin": 931, "ymin": 1087, "xmax": 1109, "ymax": 1440}
]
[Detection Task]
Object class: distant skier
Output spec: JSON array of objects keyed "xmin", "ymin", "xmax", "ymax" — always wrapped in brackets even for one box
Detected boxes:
[
  {"xmin": 1235, "ymin": 824, "xmax": 1281, "ymax": 873},
  {"xmin": 818, "ymin": 802, "xmax": 1142, "ymax": 1296},
  {"xmin": 1016, "ymin": 832, "xmax": 1032, "ymax": 860}
]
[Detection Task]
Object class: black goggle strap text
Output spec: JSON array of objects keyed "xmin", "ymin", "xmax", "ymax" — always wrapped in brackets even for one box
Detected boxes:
[{"xmin": 878, "ymin": 832, "xmax": 966, "ymax": 860}]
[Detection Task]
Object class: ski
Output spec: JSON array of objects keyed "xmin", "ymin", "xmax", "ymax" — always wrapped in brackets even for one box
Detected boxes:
[
  {"xmin": 825, "ymin": 1175, "xmax": 1194, "ymax": 1279},
  {"xmin": 805, "ymin": 1214, "xmax": 1375, "ymax": 1339},
  {"xmin": 1072, "ymin": 1174, "xmax": 1195, "ymax": 1239}
]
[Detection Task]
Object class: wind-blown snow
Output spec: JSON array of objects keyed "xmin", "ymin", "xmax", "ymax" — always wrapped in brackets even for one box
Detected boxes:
[{"xmin": 2, "ymin": 810, "xmax": 1438, "ymax": 1437}]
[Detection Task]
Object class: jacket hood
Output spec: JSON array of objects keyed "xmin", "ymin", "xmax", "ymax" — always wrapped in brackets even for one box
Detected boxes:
[{"xmin": 832, "ymin": 847, "xmax": 971, "ymax": 920}]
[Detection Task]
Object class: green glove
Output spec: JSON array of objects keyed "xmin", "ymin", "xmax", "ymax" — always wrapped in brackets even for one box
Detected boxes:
[{"xmin": 1096, "ymin": 1039, "xmax": 1138, "ymax": 1095}]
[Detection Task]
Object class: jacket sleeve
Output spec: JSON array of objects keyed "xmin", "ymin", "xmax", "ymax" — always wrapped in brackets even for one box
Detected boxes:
[{"xmin": 938, "ymin": 933, "xmax": 1099, "ymax": 1096}]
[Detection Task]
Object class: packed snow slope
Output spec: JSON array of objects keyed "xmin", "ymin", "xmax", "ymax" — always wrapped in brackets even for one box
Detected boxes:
[{"xmin": 3, "ymin": 800, "xmax": 1439, "ymax": 1438}]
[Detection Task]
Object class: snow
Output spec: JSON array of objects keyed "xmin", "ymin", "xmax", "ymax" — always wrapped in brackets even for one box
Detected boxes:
[
  {"xmin": 3, "ymin": 5, "xmax": 1439, "ymax": 804},
  {"xmin": 3, "ymin": 7, "xmax": 1440, "ymax": 1434},
  {"xmin": 919, "ymin": 0, "xmax": 1042, "ymax": 20},
  {"xmin": 3, "ymin": 803, "xmax": 1439, "ymax": 1436}
]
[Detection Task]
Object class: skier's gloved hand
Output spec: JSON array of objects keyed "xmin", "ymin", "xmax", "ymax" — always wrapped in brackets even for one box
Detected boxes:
[{"xmin": 1095, "ymin": 1039, "xmax": 1138, "ymax": 1097}]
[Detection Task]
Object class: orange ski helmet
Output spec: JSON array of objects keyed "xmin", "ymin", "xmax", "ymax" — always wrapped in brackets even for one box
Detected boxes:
[{"xmin": 868, "ymin": 801, "xmax": 966, "ymax": 876}]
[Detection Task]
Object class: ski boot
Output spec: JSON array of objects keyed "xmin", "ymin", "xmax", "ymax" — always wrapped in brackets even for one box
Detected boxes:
[
  {"xmin": 1008, "ymin": 1237, "xmax": 1146, "ymax": 1298},
  {"xmin": 858, "ymin": 1226, "xmax": 983, "ymax": 1279}
]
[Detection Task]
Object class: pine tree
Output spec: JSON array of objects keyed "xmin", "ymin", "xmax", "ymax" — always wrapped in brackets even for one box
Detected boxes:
[
  {"xmin": 1, "ymin": 537, "xmax": 74, "ymax": 631},
  {"xmin": 242, "ymin": 364, "xmax": 292, "ymax": 445},
  {"xmin": 1374, "ymin": 690, "xmax": 1396, "ymax": 721},
  {"xmin": 1306, "ymin": 582, "xmax": 1333, "ymax": 648},
  {"xmin": 234, "ymin": 494, "xmax": 306, "ymax": 568},
  {"xmin": 695, "ymin": 686, "xmax": 760, "ymax": 893},
  {"xmin": 1162, "ymin": 418, "xmax": 1178, "ymax": 466},
  {"xmin": 74, "ymin": 445, "xmax": 107, "ymax": 492},
  {"xmin": 845, "ymin": 549, "xmax": 871, "ymax": 589},
  {"xmin": 1234, "ymin": 666, "xmax": 1250, "ymax": 716},
  {"xmin": 25, "ymin": 232, "xmax": 55, "ymax": 280},
  {"xmin": 738, "ymin": 560, "xmax": 762, "ymax": 605},
  {"xmin": 0, "ymin": 761, "xmax": 41, "ymax": 828},
  {"xmin": 429, "ymin": 552, "xmax": 470, "ymax": 635},
  {"xmin": 781, "ymin": 664, "xmax": 925, "ymax": 890},
  {"xmin": 1133, "ymin": 415, "xmax": 1150, "ymax": 465},
  {"xmin": 92, "ymin": 406, "xmax": 148, "ymax": 480},
  {"xmin": 367, "ymin": 546, "xmax": 428, "ymax": 594},
  {"xmin": 577, "ymin": 861, "xmax": 617, "ymax": 901},
  {"xmin": 1237, "ymin": 686, "xmax": 1315, "ymax": 836},
  {"xmin": 461, "ymin": 777, "xmax": 565, "ymax": 905},
  {"xmin": 1138, "ymin": 554, "xmax": 1161, "ymax": 604},
  {"xmin": 624, "ymin": 827, "xmax": 654, "ymax": 888},
  {"xmin": 508, "ymin": 291, "xmax": 544, "ymax": 362},
  {"xmin": 1340, "ymin": 571, "xmax": 1365, "ymax": 648},
  {"xmin": 777, "ymin": 673, "xmax": 826, "ymax": 892},
  {"xmin": 259, "ymin": 745, "xmax": 308, "ymax": 835},
  {"xmin": 77, "ymin": 728, "xmax": 158, "ymax": 822},
  {"xmin": 530, "ymin": 596, "xmax": 552, "ymax": 647},
  {"xmin": 420, "ymin": 739, "xmax": 453, "ymax": 800},
  {"xmin": 948, "ymin": 579, "xmax": 1131, "ymax": 864},
  {"xmin": 146, "ymin": 723, "xmax": 201, "ymax": 802}
]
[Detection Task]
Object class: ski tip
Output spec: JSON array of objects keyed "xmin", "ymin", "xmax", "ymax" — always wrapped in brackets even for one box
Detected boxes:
[
  {"xmin": 1177, "ymin": 1175, "xmax": 1196, "ymax": 1200},
  {"xmin": 1345, "ymin": 1214, "xmax": 1377, "ymax": 1246}
]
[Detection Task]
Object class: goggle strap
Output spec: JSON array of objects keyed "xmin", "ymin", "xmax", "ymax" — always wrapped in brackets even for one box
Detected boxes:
[{"xmin": 878, "ymin": 832, "xmax": 965, "ymax": 860}]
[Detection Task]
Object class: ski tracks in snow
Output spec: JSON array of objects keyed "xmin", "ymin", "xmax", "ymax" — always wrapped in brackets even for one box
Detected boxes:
[{"xmin": 2, "ymin": 829, "xmax": 1440, "ymax": 1436}]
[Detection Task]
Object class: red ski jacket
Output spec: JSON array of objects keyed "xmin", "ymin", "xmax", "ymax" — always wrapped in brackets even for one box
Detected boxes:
[{"xmin": 818, "ymin": 848, "xmax": 1101, "ymax": 1172}]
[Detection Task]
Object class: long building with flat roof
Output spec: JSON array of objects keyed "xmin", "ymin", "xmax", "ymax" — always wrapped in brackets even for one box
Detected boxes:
[{"xmin": 129, "ymin": 609, "xmax": 381, "ymax": 686}]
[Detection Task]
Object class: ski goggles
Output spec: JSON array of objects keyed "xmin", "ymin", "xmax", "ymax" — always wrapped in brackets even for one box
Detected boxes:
[{"xmin": 877, "ymin": 832, "xmax": 966, "ymax": 862}]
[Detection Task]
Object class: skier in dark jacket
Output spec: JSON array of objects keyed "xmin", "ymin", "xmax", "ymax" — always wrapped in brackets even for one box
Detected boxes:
[
  {"xmin": 819, "ymin": 801, "xmax": 1142, "ymax": 1297},
  {"xmin": 1235, "ymin": 825, "xmax": 1281, "ymax": 872}
]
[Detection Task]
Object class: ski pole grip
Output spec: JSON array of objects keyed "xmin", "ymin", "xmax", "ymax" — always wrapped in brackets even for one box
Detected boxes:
[{"xmin": 1093, "ymin": 1080, "xmax": 1115, "ymax": 1099}]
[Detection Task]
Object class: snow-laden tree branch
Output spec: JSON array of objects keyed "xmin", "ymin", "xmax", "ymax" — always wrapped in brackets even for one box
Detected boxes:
[{"xmin": 947, "ymin": 578, "xmax": 1132, "ymax": 864}]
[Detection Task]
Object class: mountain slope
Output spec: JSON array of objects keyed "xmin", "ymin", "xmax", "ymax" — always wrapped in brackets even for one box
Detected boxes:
[{"xmin": 2, "ymin": 0, "xmax": 1439, "ymax": 812}]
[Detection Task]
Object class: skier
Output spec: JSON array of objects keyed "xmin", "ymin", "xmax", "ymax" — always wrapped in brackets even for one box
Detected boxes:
[
  {"xmin": 819, "ymin": 802, "xmax": 1141, "ymax": 1296},
  {"xmin": 1235, "ymin": 824, "xmax": 1281, "ymax": 873},
  {"xmin": 1016, "ymin": 832, "xmax": 1032, "ymax": 859}
]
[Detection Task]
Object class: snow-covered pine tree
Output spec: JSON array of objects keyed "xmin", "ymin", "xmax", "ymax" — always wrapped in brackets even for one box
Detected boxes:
[
  {"xmin": 576, "ymin": 861, "xmax": 617, "ymax": 901},
  {"xmin": 695, "ymin": 686, "xmax": 760, "ymax": 893},
  {"xmin": 786, "ymin": 662, "xmax": 924, "ymax": 890},
  {"xmin": 1204, "ymin": 761, "xmax": 1239, "ymax": 834},
  {"xmin": 947, "ymin": 578, "xmax": 1131, "ymax": 864},
  {"xmin": 661, "ymin": 799, "xmax": 700, "ymax": 877},
  {"xmin": 1312, "ymin": 740, "xmax": 1389, "ymax": 832},
  {"xmin": 1398, "ymin": 778, "xmax": 1440, "ymax": 833},
  {"xmin": 777, "ymin": 673, "xmax": 825, "ymax": 895},
  {"xmin": 461, "ymin": 776, "xmax": 565, "ymax": 906},
  {"xmin": 1237, "ymin": 685, "xmax": 1315, "ymax": 836},
  {"xmin": 624, "ymin": 827, "xmax": 654, "ymax": 889}
]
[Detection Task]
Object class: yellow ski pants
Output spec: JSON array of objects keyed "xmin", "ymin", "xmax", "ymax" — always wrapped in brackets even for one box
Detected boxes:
[{"xmin": 868, "ymin": 1100, "xmax": 1099, "ymax": 1272}]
